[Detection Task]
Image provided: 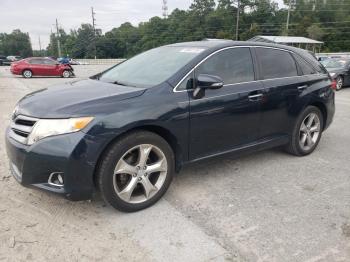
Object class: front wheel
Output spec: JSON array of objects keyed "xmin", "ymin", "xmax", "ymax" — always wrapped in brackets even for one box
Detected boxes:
[
  {"xmin": 336, "ymin": 76, "xmax": 343, "ymax": 91},
  {"xmin": 62, "ymin": 70, "xmax": 71, "ymax": 78},
  {"xmin": 97, "ymin": 131, "xmax": 174, "ymax": 212},
  {"xmin": 286, "ymin": 106, "xmax": 323, "ymax": 156}
]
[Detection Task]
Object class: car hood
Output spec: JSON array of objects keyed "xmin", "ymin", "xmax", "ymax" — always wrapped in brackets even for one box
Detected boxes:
[{"xmin": 17, "ymin": 79, "xmax": 147, "ymax": 118}]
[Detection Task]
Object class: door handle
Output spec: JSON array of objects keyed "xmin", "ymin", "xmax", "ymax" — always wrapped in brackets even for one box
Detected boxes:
[
  {"xmin": 248, "ymin": 93, "xmax": 263, "ymax": 101},
  {"xmin": 298, "ymin": 85, "xmax": 308, "ymax": 91}
]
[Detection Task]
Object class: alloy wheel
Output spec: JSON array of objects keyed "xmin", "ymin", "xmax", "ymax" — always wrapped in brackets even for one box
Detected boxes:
[
  {"xmin": 336, "ymin": 77, "xmax": 343, "ymax": 90},
  {"xmin": 63, "ymin": 70, "xmax": 70, "ymax": 78},
  {"xmin": 113, "ymin": 144, "xmax": 168, "ymax": 204},
  {"xmin": 299, "ymin": 112, "xmax": 321, "ymax": 151}
]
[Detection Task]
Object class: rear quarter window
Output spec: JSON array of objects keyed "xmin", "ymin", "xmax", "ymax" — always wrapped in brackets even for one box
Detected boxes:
[
  {"xmin": 299, "ymin": 51, "xmax": 327, "ymax": 74},
  {"xmin": 293, "ymin": 54, "xmax": 317, "ymax": 75}
]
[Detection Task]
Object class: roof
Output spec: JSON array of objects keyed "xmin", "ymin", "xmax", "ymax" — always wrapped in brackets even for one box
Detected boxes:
[
  {"xmin": 165, "ymin": 40, "xmax": 317, "ymax": 60},
  {"xmin": 167, "ymin": 40, "xmax": 306, "ymax": 54},
  {"xmin": 167, "ymin": 39, "xmax": 234, "ymax": 48},
  {"xmin": 249, "ymin": 36, "xmax": 323, "ymax": 44}
]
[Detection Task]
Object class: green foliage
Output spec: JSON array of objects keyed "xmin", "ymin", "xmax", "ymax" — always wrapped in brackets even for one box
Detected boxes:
[
  {"xmin": 44, "ymin": 0, "xmax": 350, "ymax": 58},
  {"xmin": 0, "ymin": 30, "xmax": 32, "ymax": 57}
]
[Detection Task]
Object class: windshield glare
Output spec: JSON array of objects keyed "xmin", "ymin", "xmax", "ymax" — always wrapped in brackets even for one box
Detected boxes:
[
  {"xmin": 321, "ymin": 59, "xmax": 348, "ymax": 69},
  {"xmin": 99, "ymin": 46, "xmax": 205, "ymax": 87}
]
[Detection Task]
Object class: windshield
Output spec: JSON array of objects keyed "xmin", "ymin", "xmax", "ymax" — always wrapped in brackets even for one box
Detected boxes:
[
  {"xmin": 99, "ymin": 46, "xmax": 205, "ymax": 87},
  {"xmin": 321, "ymin": 59, "xmax": 348, "ymax": 69}
]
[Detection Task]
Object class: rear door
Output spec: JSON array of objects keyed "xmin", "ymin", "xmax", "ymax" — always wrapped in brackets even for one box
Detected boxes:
[
  {"xmin": 254, "ymin": 47, "xmax": 310, "ymax": 139},
  {"xmin": 189, "ymin": 47, "xmax": 264, "ymax": 160},
  {"xmin": 41, "ymin": 58, "xmax": 59, "ymax": 76}
]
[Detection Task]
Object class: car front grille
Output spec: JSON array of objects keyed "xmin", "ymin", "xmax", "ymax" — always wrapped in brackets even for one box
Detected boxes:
[{"xmin": 9, "ymin": 115, "xmax": 38, "ymax": 144}]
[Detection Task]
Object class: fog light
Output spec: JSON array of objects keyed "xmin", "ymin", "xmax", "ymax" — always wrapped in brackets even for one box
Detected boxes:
[{"xmin": 48, "ymin": 172, "xmax": 64, "ymax": 187}]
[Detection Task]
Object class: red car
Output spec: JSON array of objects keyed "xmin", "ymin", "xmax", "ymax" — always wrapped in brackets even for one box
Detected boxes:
[{"xmin": 10, "ymin": 57, "xmax": 74, "ymax": 78}]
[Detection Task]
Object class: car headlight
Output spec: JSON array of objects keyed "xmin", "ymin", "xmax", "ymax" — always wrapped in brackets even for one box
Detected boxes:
[
  {"xmin": 27, "ymin": 117, "xmax": 94, "ymax": 145},
  {"xmin": 329, "ymin": 72, "xmax": 336, "ymax": 77}
]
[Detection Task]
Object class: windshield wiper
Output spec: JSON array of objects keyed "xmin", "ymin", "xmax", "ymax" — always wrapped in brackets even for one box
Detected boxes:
[
  {"xmin": 112, "ymin": 80, "xmax": 139, "ymax": 88},
  {"xmin": 112, "ymin": 80, "xmax": 128, "ymax": 86}
]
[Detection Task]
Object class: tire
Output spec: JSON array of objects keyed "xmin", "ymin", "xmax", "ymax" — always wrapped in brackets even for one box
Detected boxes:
[
  {"xmin": 22, "ymin": 70, "xmax": 32, "ymax": 78},
  {"xmin": 97, "ymin": 131, "xmax": 175, "ymax": 212},
  {"xmin": 62, "ymin": 70, "xmax": 71, "ymax": 78},
  {"xmin": 285, "ymin": 106, "xmax": 323, "ymax": 156},
  {"xmin": 336, "ymin": 76, "xmax": 343, "ymax": 91}
]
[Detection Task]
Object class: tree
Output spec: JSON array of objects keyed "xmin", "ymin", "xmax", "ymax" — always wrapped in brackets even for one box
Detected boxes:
[
  {"xmin": 0, "ymin": 30, "xmax": 32, "ymax": 57},
  {"xmin": 306, "ymin": 24, "xmax": 324, "ymax": 40},
  {"xmin": 43, "ymin": 0, "xmax": 350, "ymax": 57}
]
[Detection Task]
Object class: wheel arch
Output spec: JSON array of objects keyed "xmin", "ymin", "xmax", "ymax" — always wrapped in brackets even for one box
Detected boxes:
[
  {"xmin": 92, "ymin": 125, "xmax": 184, "ymax": 189},
  {"xmin": 22, "ymin": 68, "xmax": 33, "ymax": 75},
  {"xmin": 309, "ymin": 101, "xmax": 327, "ymax": 130}
]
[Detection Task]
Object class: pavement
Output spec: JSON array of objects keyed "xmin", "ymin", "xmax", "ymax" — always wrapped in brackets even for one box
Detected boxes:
[{"xmin": 0, "ymin": 65, "xmax": 349, "ymax": 262}]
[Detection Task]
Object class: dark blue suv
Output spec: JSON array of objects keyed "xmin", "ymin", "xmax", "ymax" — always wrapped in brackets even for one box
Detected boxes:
[{"xmin": 5, "ymin": 40, "xmax": 335, "ymax": 212}]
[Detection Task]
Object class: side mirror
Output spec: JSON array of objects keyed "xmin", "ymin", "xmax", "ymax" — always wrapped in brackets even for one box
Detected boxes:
[{"xmin": 193, "ymin": 74, "xmax": 224, "ymax": 98}]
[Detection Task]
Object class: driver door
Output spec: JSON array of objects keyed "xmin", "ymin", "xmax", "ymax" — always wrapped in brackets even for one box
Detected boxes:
[
  {"xmin": 41, "ymin": 58, "xmax": 59, "ymax": 76},
  {"xmin": 189, "ymin": 47, "xmax": 264, "ymax": 160}
]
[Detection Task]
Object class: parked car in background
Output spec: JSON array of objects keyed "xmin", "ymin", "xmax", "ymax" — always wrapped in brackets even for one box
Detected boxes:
[
  {"xmin": 6, "ymin": 41, "xmax": 335, "ymax": 212},
  {"xmin": 69, "ymin": 59, "xmax": 82, "ymax": 65},
  {"xmin": 10, "ymin": 57, "xmax": 74, "ymax": 78},
  {"xmin": 321, "ymin": 58, "xmax": 350, "ymax": 90},
  {"xmin": 7, "ymin": 56, "xmax": 22, "ymax": 62},
  {"xmin": 0, "ymin": 55, "xmax": 11, "ymax": 66},
  {"xmin": 317, "ymin": 56, "xmax": 329, "ymax": 62},
  {"xmin": 57, "ymin": 57, "xmax": 82, "ymax": 65}
]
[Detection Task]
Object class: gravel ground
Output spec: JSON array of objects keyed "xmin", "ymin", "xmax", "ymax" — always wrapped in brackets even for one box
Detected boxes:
[{"xmin": 0, "ymin": 65, "xmax": 349, "ymax": 262}]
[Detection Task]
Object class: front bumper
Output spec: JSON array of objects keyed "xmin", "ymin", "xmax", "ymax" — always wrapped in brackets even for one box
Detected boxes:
[{"xmin": 5, "ymin": 128, "xmax": 101, "ymax": 201}]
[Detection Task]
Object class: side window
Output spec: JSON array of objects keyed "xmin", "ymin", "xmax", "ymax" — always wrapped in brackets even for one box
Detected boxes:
[
  {"xmin": 177, "ymin": 72, "xmax": 194, "ymax": 91},
  {"xmin": 29, "ymin": 59, "xmax": 43, "ymax": 64},
  {"xmin": 196, "ymin": 48, "xmax": 254, "ymax": 85},
  {"xmin": 256, "ymin": 48, "xmax": 298, "ymax": 79},
  {"xmin": 293, "ymin": 54, "xmax": 316, "ymax": 75},
  {"xmin": 43, "ymin": 59, "xmax": 56, "ymax": 65}
]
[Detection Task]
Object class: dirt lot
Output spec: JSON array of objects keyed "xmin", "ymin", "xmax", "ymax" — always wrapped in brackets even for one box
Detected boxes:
[{"xmin": 0, "ymin": 65, "xmax": 349, "ymax": 262}]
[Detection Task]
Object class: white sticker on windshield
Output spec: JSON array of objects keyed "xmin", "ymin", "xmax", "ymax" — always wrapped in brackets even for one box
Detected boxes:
[{"xmin": 180, "ymin": 48, "xmax": 205, "ymax": 53}]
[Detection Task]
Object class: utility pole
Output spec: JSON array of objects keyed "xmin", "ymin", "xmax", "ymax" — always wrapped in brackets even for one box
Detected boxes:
[
  {"xmin": 162, "ymin": 0, "xmax": 168, "ymax": 18},
  {"xmin": 55, "ymin": 18, "xmax": 62, "ymax": 57},
  {"xmin": 286, "ymin": 0, "xmax": 292, "ymax": 36},
  {"xmin": 235, "ymin": 0, "xmax": 240, "ymax": 41},
  {"xmin": 91, "ymin": 7, "xmax": 97, "ymax": 59},
  {"xmin": 38, "ymin": 36, "xmax": 42, "ymax": 56}
]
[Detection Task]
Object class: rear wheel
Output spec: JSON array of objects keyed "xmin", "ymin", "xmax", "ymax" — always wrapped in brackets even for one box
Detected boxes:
[
  {"xmin": 62, "ymin": 70, "xmax": 71, "ymax": 78},
  {"xmin": 286, "ymin": 106, "xmax": 323, "ymax": 156},
  {"xmin": 97, "ymin": 131, "xmax": 174, "ymax": 212},
  {"xmin": 336, "ymin": 76, "xmax": 343, "ymax": 91},
  {"xmin": 22, "ymin": 70, "xmax": 32, "ymax": 78}
]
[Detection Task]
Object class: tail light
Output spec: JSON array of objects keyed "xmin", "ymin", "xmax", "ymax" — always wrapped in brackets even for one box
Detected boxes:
[{"xmin": 330, "ymin": 80, "xmax": 337, "ymax": 90}]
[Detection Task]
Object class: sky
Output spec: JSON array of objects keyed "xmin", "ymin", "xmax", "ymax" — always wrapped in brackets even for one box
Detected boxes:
[{"xmin": 0, "ymin": 0, "xmax": 285, "ymax": 50}]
